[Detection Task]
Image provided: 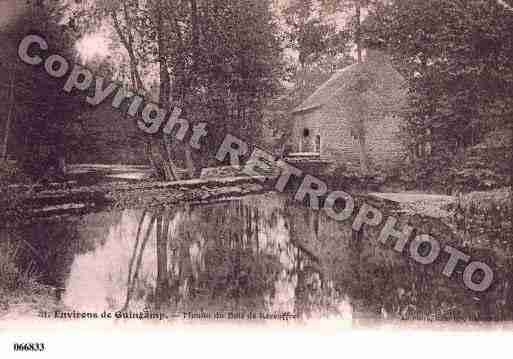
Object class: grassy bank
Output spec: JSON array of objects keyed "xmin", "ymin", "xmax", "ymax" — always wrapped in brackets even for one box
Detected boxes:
[{"xmin": 0, "ymin": 240, "xmax": 57, "ymax": 318}]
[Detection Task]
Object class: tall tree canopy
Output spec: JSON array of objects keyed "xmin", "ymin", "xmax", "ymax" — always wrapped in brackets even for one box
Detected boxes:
[
  {"xmin": 364, "ymin": 0, "xmax": 513, "ymax": 155},
  {"xmin": 319, "ymin": 0, "xmax": 379, "ymax": 62},
  {"xmin": 283, "ymin": 0, "xmax": 351, "ymax": 68},
  {"xmin": 0, "ymin": 0, "xmax": 82, "ymax": 180},
  {"xmin": 267, "ymin": 0, "xmax": 353, "ymax": 156},
  {"xmin": 70, "ymin": 0, "xmax": 284, "ymax": 179}
]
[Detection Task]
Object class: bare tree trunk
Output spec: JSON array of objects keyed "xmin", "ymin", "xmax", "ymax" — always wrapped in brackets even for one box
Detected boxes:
[
  {"xmin": 355, "ymin": 1, "xmax": 362, "ymax": 64},
  {"xmin": 1, "ymin": 74, "xmax": 15, "ymax": 164},
  {"xmin": 355, "ymin": 1, "xmax": 368, "ymax": 173},
  {"xmin": 358, "ymin": 135, "xmax": 369, "ymax": 174},
  {"xmin": 156, "ymin": 1, "xmax": 181, "ymax": 181},
  {"xmin": 111, "ymin": 8, "xmax": 145, "ymax": 93},
  {"xmin": 111, "ymin": 0, "xmax": 201, "ymax": 181},
  {"xmin": 112, "ymin": 1, "xmax": 181, "ymax": 182},
  {"xmin": 184, "ymin": 144, "xmax": 195, "ymax": 179},
  {"xmin": 352, "ymin": 95, "xmax": 369, "ymax": 174},
  {"xmin": 163, "ymin": 137, "xmax": 182, "ymax": 180},
  {"xmin": 144, "ymin": 141, "xmax": 158, "ymax": 177},
  {"xmin": 177, "ymin": 0, "xmax": 199, "ymax": 179}
]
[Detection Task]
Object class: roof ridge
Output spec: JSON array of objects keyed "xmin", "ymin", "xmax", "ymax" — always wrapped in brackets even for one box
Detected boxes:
[
  {"xmin": 292, "ymin": 59, "xmax": 404, "ymax": 115},
  {"xmin": 292, "ymin": 63, "xmax": 360, "ymax": 114}
]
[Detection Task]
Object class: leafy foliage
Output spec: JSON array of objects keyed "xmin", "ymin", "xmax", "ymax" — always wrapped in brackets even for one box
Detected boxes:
[
  {"xmin": 284, "ymin": 0, "xmax": 352, "ymax": 67},
  {"xmin": 0, "ymin": 1, "xmax": 85, "ymax": 180},
  {"xmin": 365, "ymin": 0, "xmax": 513, "ymax": 160},
  {"xmin": 70, "ymin": 0, "xmax": 285, "ymax": 178},
  {"xmin": 265, "ymin": 0, "xmax": 354, "ymax": 150}
]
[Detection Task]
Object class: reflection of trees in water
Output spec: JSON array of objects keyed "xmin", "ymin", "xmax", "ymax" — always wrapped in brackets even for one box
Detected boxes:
[
  {"xmin": 122, "ymin": 196, "xmax": 345, "ymax": 318},
  {"xmin": 7, "ymin": 212, "xmax": 121, "ymax": 290},
  {"xmin": 1, "ymin": 211, "xmax": 124, "ymax": 307},
  {"xmin": 283, "ymin": 198, "xmax": 511, "ymax": 322},
  {"xmin": 285, "ymin": 202, "xmax": 344, "ymax": 319},
  {"xmin": 7, "ymin": 193, "xmax": 512, "ymax": 322},
  {"xmin": 333, "ymin": 216, "xmax": 511, "ymax": 322},
  {"xmin": 123, "ymin": 209, "xmax": 155, "ymax": 310},
  {"xmin": 109, "ymin": 194, "xmax": 512, "ymax": 322}
]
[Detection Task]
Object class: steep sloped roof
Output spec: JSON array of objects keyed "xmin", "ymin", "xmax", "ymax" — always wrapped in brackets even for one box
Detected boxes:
[
  {"xmin": 292, "ymin": 64, "xmax": 361, "ymax": 114},
  {"xmin": 292, "ymin": 53, "xmax": 405, "ymax": 115}
]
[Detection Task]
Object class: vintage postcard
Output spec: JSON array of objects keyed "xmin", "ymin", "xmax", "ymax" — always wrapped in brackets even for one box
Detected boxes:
[{"xmin": 0, "ymin": 0, "xmax": 512, "ymax": 356}]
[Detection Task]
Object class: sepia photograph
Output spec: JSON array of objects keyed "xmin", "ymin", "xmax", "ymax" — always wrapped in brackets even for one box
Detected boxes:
[{"xmin": 0, "ymin": 0, "xmax": 512, "ymax": 356}]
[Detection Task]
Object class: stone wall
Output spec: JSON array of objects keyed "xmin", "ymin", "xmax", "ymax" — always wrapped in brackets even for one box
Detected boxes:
[
  {"xmin": 290, "ymin": 52, "xmax": 408, "ymax": 174},
  {"xmin": 291, "ymin": 105, "xmax": 406, "ymax": 172}
]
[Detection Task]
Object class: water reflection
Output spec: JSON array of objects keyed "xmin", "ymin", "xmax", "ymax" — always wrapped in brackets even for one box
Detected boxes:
[
  {"xmin": 5, "ymin": 193, "xmax": 513, "ymax": 325},
  {"xmin": 63, "ymin": 195, "xmax": 349, "ymax": 321}
]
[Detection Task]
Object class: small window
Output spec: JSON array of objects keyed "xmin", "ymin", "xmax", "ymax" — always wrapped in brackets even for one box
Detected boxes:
[
  {"xmin": 315, "ymin": 135, "xmax": 321, "ymax": 153},
  {"xmin": 303, "ymin": 128, "xmax": 310, "ymax": 137}
]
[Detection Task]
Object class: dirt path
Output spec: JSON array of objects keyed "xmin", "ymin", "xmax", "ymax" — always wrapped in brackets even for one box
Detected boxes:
[
  {"xmin": 369, "ymin": 192, "xmax": 456, "ymax": 218},
  {"xmin": 369, "ymin": 192, "xmax": 455, "ymax": 203}
]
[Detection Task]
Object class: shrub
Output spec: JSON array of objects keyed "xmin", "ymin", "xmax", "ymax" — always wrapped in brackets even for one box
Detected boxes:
[{"xmin": 0, "ymin": 240, "xmax": 40, "ymax": 294}]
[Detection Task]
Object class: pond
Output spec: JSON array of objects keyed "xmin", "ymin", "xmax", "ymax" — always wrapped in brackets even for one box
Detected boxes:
[{"xmin": 2, "ymin": 192, "xmax": 512, "ymax": 327}]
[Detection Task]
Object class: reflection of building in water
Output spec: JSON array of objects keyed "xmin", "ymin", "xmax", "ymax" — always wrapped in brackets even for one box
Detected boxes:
[{"xmin": 51, "ymin": 193, "xmax": 509, "ymax": 323}]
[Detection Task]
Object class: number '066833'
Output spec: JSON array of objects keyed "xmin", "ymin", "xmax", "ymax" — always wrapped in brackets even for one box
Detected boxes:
[{"xmin": 13, "ymin": 343, "xmax": 45, "ymax": 352}]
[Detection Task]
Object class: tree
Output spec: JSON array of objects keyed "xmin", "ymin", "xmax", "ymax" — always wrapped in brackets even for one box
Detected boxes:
[
  {"xmin": 365, "ymin": 0, "xmax": 513, "ymax": 161},
  {"xmin": 1, "ymin": 0, "xmax": 83, "ymax": 180},
  {"xmin": 319, "ymin": 0, "xmax": 378, "ymax": 63},
  {"xmin": 71, "ymin": 0, "xmax": 284, "ymax": 180},
  {"xmin": 283, "ymin": 0, "xmax": 351, "ymax": 69},
  {"xmin": 268, "ymin": 0, "xmax": 352, "ymax": 156},
  {"xmin": 318, "ymin": 0, "xmax": 381, "ymax": 173}
]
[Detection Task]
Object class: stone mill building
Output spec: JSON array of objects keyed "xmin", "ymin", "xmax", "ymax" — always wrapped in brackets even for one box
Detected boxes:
[{"xmin": 290, "ymin": 50, "xmax": 408, "ymax": 173}]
